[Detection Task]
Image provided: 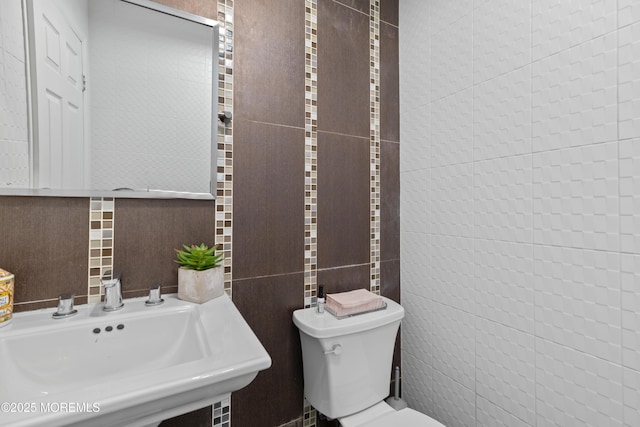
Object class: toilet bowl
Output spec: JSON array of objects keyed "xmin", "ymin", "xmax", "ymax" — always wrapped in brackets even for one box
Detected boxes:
[
  {"xmin": 292, "ymin": 296, "xmax": 445, "ymax": 427},
  {"xmin": 339, "ymin": 401, "xmax": 444, "ymax": 427}
]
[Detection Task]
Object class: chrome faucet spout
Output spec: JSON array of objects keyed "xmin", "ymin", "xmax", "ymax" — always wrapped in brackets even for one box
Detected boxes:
[{"xmin": 102, "ymin": 271, "xmax": 124, "ymax": 311}]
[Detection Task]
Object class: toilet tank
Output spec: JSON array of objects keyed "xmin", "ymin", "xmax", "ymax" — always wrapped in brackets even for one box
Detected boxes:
[{"xmin": 292, "ymin": 297, "xmax": 404, "ymax": 419}]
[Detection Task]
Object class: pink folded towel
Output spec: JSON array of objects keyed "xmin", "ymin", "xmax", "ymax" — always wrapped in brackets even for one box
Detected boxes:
[{"xmin": 326, "ymin": 288, "xmax": 384, "ymax": 317}]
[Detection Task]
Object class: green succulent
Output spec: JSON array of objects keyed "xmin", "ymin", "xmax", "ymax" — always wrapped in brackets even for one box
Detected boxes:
[{"xmin": 174, "ymin": 243, "xmax": 223, "ymax": 271}]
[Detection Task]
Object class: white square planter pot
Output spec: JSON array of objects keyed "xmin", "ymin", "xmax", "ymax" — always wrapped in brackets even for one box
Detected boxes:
[{"xmin": 177, "ymin": 266, "xmax": 224, "ymax": 304}]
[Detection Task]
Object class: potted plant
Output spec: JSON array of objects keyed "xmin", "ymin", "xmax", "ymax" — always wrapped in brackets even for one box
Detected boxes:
[{"xmin": 174, "ymin": 243, "xmax": 224, "ymax": 303}]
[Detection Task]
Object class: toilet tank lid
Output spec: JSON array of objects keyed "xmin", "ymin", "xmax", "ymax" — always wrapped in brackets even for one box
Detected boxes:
[{"xmin": 292, "ymin": 296, "xmax": 404, "ymax": 338}]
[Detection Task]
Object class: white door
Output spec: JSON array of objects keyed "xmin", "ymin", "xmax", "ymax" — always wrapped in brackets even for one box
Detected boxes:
[{"xmin": 31, "ymin": 0, "xmax": 85, "ymax": 189}]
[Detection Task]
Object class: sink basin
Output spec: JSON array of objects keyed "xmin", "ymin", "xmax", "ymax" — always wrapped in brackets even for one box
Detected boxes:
[{"xmin": 0, "ymin": 294, "xmax": 271, "ymax": 427}]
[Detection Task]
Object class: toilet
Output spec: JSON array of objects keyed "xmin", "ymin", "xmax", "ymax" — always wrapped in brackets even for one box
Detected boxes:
[{"xmin": 293, "ymin": 296, "xmax": 445, "ymax": 427}]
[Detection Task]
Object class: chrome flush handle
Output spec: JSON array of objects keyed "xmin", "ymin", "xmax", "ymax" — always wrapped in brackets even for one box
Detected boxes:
[{"xmin": 324, "ymin": 344, "xmax": 342, "ymax": 355}]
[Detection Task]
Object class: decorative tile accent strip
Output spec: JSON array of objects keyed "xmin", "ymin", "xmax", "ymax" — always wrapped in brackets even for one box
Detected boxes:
[
  {"xmin": 303, "ymin": 1, "xmax": 319, "ymax": 424},
  {"xmin": 212, "ymin": 397, "xmax": 231, "ymax": 427},
  {"xmin": 303, "ymin": 397, "xmax": 317, "ymax": 427},
  {"xmin": 217, "ymin": 0, "xmax": 234, "ymax": 297},
  {"xmin": 304, "ymin": 0, "xmax": 318, "ymax": 309},
  {"xmin": 87, "ymin": 197, "xmax": 115, "ymax": 304},
  {"xmin": 369, "ymin": 0, "xmax": 381, "ymax": 295}
]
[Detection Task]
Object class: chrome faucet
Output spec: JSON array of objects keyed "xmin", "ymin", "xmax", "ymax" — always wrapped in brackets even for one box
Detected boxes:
[
  {"xmin": 102, "ymin": 271, "xmax": 124, "ymax": 311},
  {"xmin": 52, "ymin": 293, "xmax": 78, "ymax": 319}
]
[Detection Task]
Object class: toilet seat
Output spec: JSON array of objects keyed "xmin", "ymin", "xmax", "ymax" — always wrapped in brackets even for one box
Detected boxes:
[
  {"xmin": 366, "ymin": 408, "xmax": 445, "ymax": 427},
  {"xmin": 338, "ymin": 402, "xmax": 445, "ymax": 427}
]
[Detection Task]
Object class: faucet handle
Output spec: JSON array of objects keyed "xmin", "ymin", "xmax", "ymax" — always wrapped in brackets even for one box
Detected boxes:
[
  {"xmin": 52, "ymin": 293, "xmax": 78, "ymax": 319},
  {"xmin": 145, "ymin": 284, "xmax": 164, "ymax": 306},
  {"xmin": 101, "ymin": 270, "xmax": 122, "ymax": 287}
]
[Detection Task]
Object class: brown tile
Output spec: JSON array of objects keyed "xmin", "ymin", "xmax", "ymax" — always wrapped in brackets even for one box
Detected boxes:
[
  {"xmin": 317, "ymin": 264, "xmax": 370, "ymax": 295},
  {"xmin": 113, "ymin": 199, "xmax": 216, "ymax": 294},
  {"xmin": 122, "ymin": 285, "xmax": 178, "ymax": 300},
  {"xmin": 318, "ymin": 0, "xmax": 370, "ymax": 138},
  {"xmin": 233, "ymin": 120, "xmax": 305, "ymax": 280},
  {"xmin": 380, "ymin": 0, "xmax": 399, "ymax": 26},
  {"xmin": 317, "ymin": 133, "xmax": 370, "ymax": 269},
  {"xmin": 381, "ymin": 141, "xmax": 399, "ymax": 261},
  {"xmin": 14, "ymin": 295, "xmax": 87, "ymax": 313},
  {"xmin": 159, "ymin": 406, "xmax": 212, "ymax": 427},
  {"xmin": 0, "ymin": 197, "xmax": 88, "ymax": 305},
  {"xmin": 334, "ymin": 0, "xmax": 369, "ymax": 14},
  {"xmin": 380, "ymin": 259, "xmax": 399, "ymax": 302},
  {"xmin": 380, "ymin": 22, "xmax": 399, "ymax": 143},
  {"xmin": 231, "ymin": 273, "xmax": 304, "ymax": 427},
  {"xmin": 235, "ymin": 0, "xmax": 305, "ymax": 127},
  {"xmin": 277, "ymin": 418, "xmax": 303, "ymax": 427}
]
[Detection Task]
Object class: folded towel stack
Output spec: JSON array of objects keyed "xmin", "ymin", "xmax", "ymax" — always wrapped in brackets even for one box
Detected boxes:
[{"xmin": 326, "ymin": 288, "xmax": 385, "ymax": 318}]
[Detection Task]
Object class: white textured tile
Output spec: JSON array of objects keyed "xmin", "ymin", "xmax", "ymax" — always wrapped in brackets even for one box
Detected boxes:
[
  {"xmin": 624, "ymin": 367, "xmax": 640, "ymax": 427},
  {"xmin": 400, "ymin": 233, "xmax": 431, "ymax": 299},
  {"xmin": 475, "ymin": 240, "xmax": 534, "ymax": 334},
  {"xmin": 474, "ymin": 66, "xmax": 532, "ymax": 161},
  {"xmin": 620, "ymin": 0, "xmax": 640, "ymax": 27},
  {"xmin": 477, "ymin": 396, "xmax": 532, "ymax": 427},
  {"xmin": 430, "ymin": 235, "xmax": 474, "ymax": 313},
  {"xmin": 399, "ymin": 0, "xmax": 429, "ymax": 103},
  {"xmin": 400, "ymin": 102, "xmax": 430, "ymax": 173},
  {"xmin": 430, "ymin": 368, "xmax": 475, "ymax": 427},
  {"xmin": 620, "ymin": 140, "xmax": 640, "ymax": 254},
  {"xmin": 476, "ymin": 319, "xmax": 535, "ymax": 425},
  {"xmin": 536, "ymin": 338, "xmax": 623, "ymax": 427},
  {"xmin": 622, "ymin": 254, "xmax": 640, "ymax": 371},
  {"xmin": 431, "ymin": 13, "xmax": 472, "ymax": 100},
  {"xmin": 401, "ymin": 290, "xmax": 432, "ymax": 363},
  {"xmin": 533, "ymin": 142, "xmax": 619, "ymax": 252},
  {"xmin": 431, "ymin": 163, "xmax": 473, "ymax": 238},
  {"xmin": 429, "ymin": 0, "xmax": 473, "ymax": 38},
  {"xmin": 400, "ymin": 168, "xmax": 430, "ymax": 234},
  {"xmin": 532, "ymin": 33, "xmax": 617, "ymax": 152},
  {"xmin": 430, "ymin": 301, "xmax": 475, "ymax": 390},
  {"xmin": 534, "ymin": 245, "xmax": 621, "ymax": 363},
  {"xmin": 474, "ymin": 155, "xmax": 532, "ymax": 243},
  {"xmin": 473, "ymin": 0, "xmax": 530, "ymax": 83},
  {"xmin": 402, "ymin": 352, "xmax": 434, "ymax": 418},
  {"xmin": 431, "ymin": 89, "xmax": 473, "ymax": 167},
  {"xmin": 619, "ymin": 23, "xmax": 640, "ymax": 140},
  {"xmin": 532, "ymin": 0, "xmax": 617, "ymax": 60}
]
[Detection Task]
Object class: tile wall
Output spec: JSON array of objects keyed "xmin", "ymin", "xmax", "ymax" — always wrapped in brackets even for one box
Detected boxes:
[
  {"xmin": 400, "ymin": 1, "xmax": 640, "ymax": 426},
  {"xmin": 0, "ymin": 0, "xmax": 399, "ymax": 427}
]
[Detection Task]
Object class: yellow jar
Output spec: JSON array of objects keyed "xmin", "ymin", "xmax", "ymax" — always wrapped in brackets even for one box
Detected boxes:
[{"xmin": 0, "ymin": 269, "xmax": 14, "ymax": 327}]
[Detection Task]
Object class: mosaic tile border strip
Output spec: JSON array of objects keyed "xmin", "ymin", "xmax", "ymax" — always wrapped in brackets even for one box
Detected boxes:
[
  {"xmin": 212, "ymin": 397, "xmax": 231, "ymax": 427},
  {"xmin": 217, "ymin": 0, "xmax": 234, "ymax": 297},
  {"xmin": 303, "ymin": 397, "xmax": 317, "ymax": 427},
  {"xmin": 304, "ymin": 0, "xmax": 318, "ymax": 310},
  {"xmin": 303, "ymin": 1, "xmax": 319, "ymax": 424},
  {"xmin": 87, "ymin": 197, "xmax": 115, "ymax": 304},
  {"xmin": 369, "ymin": 0, "xmax": 381, "ymax": 295}
]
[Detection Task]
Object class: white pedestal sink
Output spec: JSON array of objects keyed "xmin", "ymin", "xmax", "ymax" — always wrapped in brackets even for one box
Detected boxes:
[{"xmin": 0, "ymin": 293, "xmax": 271, "ymax": 427}]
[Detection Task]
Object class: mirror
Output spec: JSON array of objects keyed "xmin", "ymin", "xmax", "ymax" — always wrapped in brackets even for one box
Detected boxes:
[{"xmin": 1, "ymin": 0, "xmax": 218, "ymax": 199}]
